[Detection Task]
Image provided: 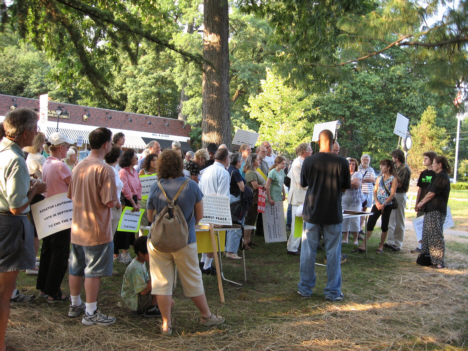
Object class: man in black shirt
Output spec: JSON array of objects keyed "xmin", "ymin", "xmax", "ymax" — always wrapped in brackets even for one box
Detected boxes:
[
  {"xmin": 412, "ymin": 151, "xmax": 437, "ymax": 253},
  {"xmin": 297, "ymin": 130, "xmax": 350, "ymax": 301}
]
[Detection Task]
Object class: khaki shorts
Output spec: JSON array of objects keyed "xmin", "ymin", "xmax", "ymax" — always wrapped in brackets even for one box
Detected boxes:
[{"xmin": 148, "ymin": 241, "xmax": 204, "ymax": 297}]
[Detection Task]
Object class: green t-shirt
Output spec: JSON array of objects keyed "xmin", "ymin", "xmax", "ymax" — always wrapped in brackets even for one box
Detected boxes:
[
  {"xmin": 121, "ymin": 258, "xmax": 149, "ymax": 311},
  {"xmin": 245, "ymin": 170, "xmax": 265, "ymax": 202},
  {"xmin": 268, "ymin": 168, "xmax": 285, "ymax": 202}
]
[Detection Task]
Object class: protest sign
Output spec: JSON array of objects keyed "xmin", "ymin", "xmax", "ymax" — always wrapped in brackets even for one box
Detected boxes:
[
  {"xmin": 232, "ymin": 129, "xmax": 259, "ymax": 148},
  {"xmin": 38, "ymin": 94, "xmax": 48, "ymax": 134},
  {"xmin": 200, "ymin": 194, "xmax": 232, "ymax": 226},
  {"xmin": 394, "ymin": 113, "xmax": 409, "ymax": 138},
  {"xmin": 31, "ymin": 193, "xmax": 73, "ymax": 239},
  {"xmin": 77, "ymin": 135, "xmax": 84, "ymax": 148},
  {"xmin": 139, "ymin": 174, "xmax": 158, "ymax": 199},
  {"xmin": 412, "ymin": 206, "xmax": 454, "ymax": 241},
  {"xmin": 257, "ymin": 188, "xmax": 266, "ymax": 213},
  {"xmin": 263, "ymin": 202, "xmax": 287, "ymax": 243},
  {"xmin": 312, "ymin": 121, "xmax": 338, "ymax": 142},
  {"xmin": 117, "ymin": 207, "xmax": 146, "ymax": 232}
]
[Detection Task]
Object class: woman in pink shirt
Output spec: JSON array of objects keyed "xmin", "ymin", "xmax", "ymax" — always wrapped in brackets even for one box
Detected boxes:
[{"xmin": 114, "ymin": 149, "xmax": 142, "ymax": 264}]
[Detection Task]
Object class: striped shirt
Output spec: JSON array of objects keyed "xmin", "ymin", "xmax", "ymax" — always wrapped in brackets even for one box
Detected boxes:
[{"xmin": 359, "ymin": 165, "xmax": 375, "ymax": 194}]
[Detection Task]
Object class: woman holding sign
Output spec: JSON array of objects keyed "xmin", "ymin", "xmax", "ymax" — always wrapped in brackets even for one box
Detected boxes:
[
  {"xmin": 146, "ymin": 150, "xmax": 225, "ymax": 335},
  {"xmin": 243, "ymin": 153, "xmax": 265, "ymax": 250},
  {"xmin": 415, "ymin": 156, "xmax": 451, "ymax": 269},
  {"xmin": 114, "ymin": 149, "xmax": 142, "ymax": 264}
]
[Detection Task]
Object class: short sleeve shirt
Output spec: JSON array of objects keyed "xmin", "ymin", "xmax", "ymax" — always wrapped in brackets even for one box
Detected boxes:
[
  {"xmin": 425, "ymin": 171, "xmax": 450, "ymax": 215},
  {"xmin": 228, "ymin": 165, "xmax": 244, "ymax": 198},
  {"xmin": 359, "ymin": 166, "xmax": 375, "ymax": 194},
  {"xmin": 42, "ymin": 157, "xmax": 72, "ymax": 198},
  {"xmin": 0, "ymin": 139, "xmax": 31, "ymax": 213},
  {"xmin": 26, "ymin": 152, "xmax": 46, "ymax": 179},
  {"xmin": 184, "ymin": 160, "xmax": 200, "ymax": 177},
  {"xmin": 121, "ymin": 258, "xmax": 149, "ymax": 311},
  {"xmin": 67, "ymin": 157, "xmax": 117, "ymax": 246},
  {"xmin": 268, "ymin": 168, "xmax": 285, "ymax": 202},
  {"xmin": 417, "ymin": 169, "xmax": 436, "ymax": 198},
  {"xmin": 301, "ymin": 152, "xmax": 351, "ymax": 224},
  {"xmin": 245, "ymin": 170, "xmax": 265, "ymax": 202},
  {"xmin": 147, "ymin": 177, "xmax": 203, "ymax": 244}
]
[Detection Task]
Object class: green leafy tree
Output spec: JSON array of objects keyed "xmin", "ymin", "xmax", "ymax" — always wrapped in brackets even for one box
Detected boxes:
[
  {"xmin": 407, "ymin": 106, "xmax": 449, "ymax": 176},
  {"xmin": 246, "ymin": 68, "xmax": 317, "ymax": 154}
]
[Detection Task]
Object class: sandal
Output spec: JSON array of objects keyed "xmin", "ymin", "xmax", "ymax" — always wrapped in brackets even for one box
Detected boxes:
[
  {"xmin": 376, "ymin": 249, "xmax": 383, "ymax": 254},
  {"xmin": 351, "ymin": 248, "xmax": 365, "ymax": 254},
  {"xmin": 47, "ymin": 294, "xmax": 69, "ymax": 304},
  {"xmin": 249, "ymin": 241, "xmax": 259, "ymax": 246},
  {"xmin": 243, "ymin": 244, "xmax": 252, "ymax": 251},
  {"xmin": 431, "ymin": 264, "xmax": 446, "ymax": 269}
]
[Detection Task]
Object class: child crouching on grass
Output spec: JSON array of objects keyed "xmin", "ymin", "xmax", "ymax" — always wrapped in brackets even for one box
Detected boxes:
[{"xmin": 121, "ymin": 236, "xmax": 161, "ymax": 317}]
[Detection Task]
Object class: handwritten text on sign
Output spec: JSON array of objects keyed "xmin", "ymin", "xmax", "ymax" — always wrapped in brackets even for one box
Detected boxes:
[
  {"xmin": 140, "ymin": 175, "xmax": 158, "ymax": 199},
  {"xmin": 200, "ymin": 194, "xmax": 232, "ymax": 226},
  {"xmin": 263, "ymin": 202, "xmax": 287, "ymax": 243},
  {"xmin": 31, "ymin": 193, "xmax": 73, "ymax": 239},
  {"xmin": 117, "ymin": 207, "xmax": 146, "ymax": 232}
]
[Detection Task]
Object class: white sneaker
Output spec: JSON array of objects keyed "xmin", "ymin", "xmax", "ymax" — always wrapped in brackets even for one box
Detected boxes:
[
  {"xmin": 120, "ymin": 252, "xmax": 132, "ymax": 264},
  {"xmin": 200, "ymin": 313, "xmax": 225, "ymax": 327},
  {"xmin": 68, "ymin": 302, "xmax": 85, "ymax": 318},
  {"xmin": 82, "ymin": 309, "xmax": 116, "ymax": 326},
  {"xmin": 225, "ymin": 252, "xmax": 242, "ymax": 260}
]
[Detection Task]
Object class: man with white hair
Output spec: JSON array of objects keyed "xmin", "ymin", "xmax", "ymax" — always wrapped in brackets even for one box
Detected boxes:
[
  {"xmin": 137, "ymin": 141, "xmax": 160, "ymax": 172},
  {"xmin": 262, "ymin": 141, "xmax": 276, "ymax": 169},
  {"xmin": 359, "ymin": 154, "xmax": 376, "ymax": 238},
  {"xmin": 0, "ymin": 109, "xmax": 47, "ymax": 350}
]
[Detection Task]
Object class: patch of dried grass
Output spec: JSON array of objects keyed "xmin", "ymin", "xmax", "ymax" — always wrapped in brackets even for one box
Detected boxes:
[{"xmin": 6, "ymin": 232, "xmax": 468, "ymax": 351}]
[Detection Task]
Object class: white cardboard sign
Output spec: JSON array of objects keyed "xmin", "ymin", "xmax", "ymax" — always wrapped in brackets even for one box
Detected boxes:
[
  {"xmin": 117, "ymin": 207, "xmax": 145, "ymax": 232},
  {"xmin": 312, "ymin": 121, "xmax": 338, "ymax": 142},
  {"xmin": 140, "ymin": 175, "xmax": 158, "ymax": 199},
  {"xmin": 38, "ymin": 94, "xmax": 48, "ymax": 134},
  {"xmin": 232, "ymin": 129, "xmax": 259, "ymax": 148},
  {"xmin": 77, "ymin": 135, "xmax": 84, "ymax": 148},
  {"xmin": 393, "ymin": 113, "xmax": 409, "ymax": 138},
  {"xmin": 263, "ymin": 202, "xmax": 287, "ymax": 243},
  {"xmin": 412, "ymin": 206, "xmax": 454, "ymax": 241},
  {"xmin": 200, "ymin": 194, "xmax": 232, "ymax": 226},
  {"xmin": 31, "ymin": 193, "xmax": 73, "ymax": 239}
]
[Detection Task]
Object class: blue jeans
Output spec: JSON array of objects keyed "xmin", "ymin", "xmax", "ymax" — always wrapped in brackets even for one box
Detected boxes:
[
  {"xmin": 286, "ymin": 203, "xmax": 292, "ymax": 227},
  {"xmin": 298, "ymin": 221, "xmax": 343, "ymax": 299},
  {"xmin": 226, "ymin": 194, "xmax": 244, "ymax": 253}
]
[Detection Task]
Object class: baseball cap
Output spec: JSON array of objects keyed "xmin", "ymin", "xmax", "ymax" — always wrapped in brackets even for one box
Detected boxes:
[{"xmin": 49, "ymin": 132, "xmax": 74, "ymax": 145}]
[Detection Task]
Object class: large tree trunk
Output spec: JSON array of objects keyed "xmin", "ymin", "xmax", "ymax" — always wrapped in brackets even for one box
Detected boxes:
[{"xmin": 202, "ymin": 0, "xmax": 231, "ymax": 148}]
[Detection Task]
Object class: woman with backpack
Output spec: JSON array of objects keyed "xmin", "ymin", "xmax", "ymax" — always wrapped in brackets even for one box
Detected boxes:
[{"xmin": 146, "ymin": 150, "xmax": 225, "ymax": 336}]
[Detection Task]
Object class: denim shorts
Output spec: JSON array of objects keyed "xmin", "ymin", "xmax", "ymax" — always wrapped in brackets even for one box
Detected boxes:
[{"xmin": 69, "ymin": 242, "xmax": 114, "ymax": 278}]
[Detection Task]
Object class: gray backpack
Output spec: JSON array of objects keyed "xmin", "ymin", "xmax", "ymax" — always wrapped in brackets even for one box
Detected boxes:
[{"xmin": 150, "ymin": 179, "xmax": 191, "ymax": 253}]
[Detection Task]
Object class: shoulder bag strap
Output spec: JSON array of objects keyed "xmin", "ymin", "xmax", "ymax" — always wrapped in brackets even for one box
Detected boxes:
[{"xmin": 381, "ymin": 176, "xmax": 391, "ymax": 196}]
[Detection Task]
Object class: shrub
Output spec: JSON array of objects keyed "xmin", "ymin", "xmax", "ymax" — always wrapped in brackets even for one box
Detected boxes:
[{"xmin": 451, "ymin": 182, "xmax": 468, "ymax": 190}]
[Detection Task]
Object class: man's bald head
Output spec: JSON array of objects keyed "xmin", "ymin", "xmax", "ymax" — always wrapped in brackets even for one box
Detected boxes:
[
  {"xmin": 318, "ymin": 129, "xmax": 334, "ymax": 153},
  {"xmin": 332, "ymin": 141, "xmax": 340, "ymax": 154}
]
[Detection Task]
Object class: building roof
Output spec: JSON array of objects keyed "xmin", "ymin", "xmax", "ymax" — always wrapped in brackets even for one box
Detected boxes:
[{"xmin": 0, "ymin": 94, "xmax": 191, "ymax": 144}]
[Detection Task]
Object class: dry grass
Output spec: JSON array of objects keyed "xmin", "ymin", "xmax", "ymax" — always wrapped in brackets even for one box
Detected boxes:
[{"xmin": 7, "ymin": 230, "xmax": 468, "ymax": 351}]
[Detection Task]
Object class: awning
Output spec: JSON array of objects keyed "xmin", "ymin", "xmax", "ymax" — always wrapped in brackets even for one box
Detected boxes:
[
  {"xmin": 46, "ymin": 127, "xmax": 90, "ymax": 144},
  {"xmin": 141, "ymin": 137, "xmax": 193, "ymax": 153},
  {"xmin": 46, "ymin": 126, "xmax": 146, "ymax": 149},
  {"xmin": 121, "ymin": 134, "xmax": 146, "ymax": 150}
]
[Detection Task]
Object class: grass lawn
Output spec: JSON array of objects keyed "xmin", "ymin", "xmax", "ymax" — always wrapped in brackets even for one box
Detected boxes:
[{"xmin": 9, "ymin": 226, "xmax": 468, "ymax": 351}]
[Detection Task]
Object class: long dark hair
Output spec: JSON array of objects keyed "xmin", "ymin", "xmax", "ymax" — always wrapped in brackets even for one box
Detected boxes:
[
  {"xmin": 142, "ymin": 153, "xmax": 157, "ymax": 171},
  {"xmin": 434, "ymin": 156, "xmax": 451, "ymax": 173},
  {"xmin": 379, "ymin": 159, "xmax": 399, "ymax": 181}
]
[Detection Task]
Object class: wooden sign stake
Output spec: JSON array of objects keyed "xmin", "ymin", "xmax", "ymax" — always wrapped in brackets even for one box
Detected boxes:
[{"xmin": 209, "ymin": 223, "xmax": 225, "ymax": 303}]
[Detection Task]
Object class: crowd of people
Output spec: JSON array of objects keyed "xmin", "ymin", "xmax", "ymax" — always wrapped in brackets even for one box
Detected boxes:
[{"xmin": 0, "ymin": 108, "xmax": 453, "ymax": 349}]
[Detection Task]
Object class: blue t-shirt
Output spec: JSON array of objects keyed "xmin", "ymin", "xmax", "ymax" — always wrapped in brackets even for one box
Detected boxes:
[{"xmin": 147, "ymin": 177, "xmax": 203, "ymax": 244}]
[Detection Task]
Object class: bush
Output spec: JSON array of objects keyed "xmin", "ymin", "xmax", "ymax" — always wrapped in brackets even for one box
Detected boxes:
[{"xmin": 451, "ymin": 182, "xmax": 468, "ymax": 190}]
